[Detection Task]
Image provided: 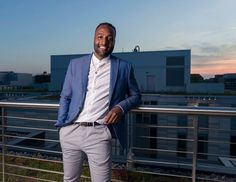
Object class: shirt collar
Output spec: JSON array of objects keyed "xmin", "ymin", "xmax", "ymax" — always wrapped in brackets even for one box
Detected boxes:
[{"xmin": 92, "ymin": 53, "xmax": 110, "ymax": 66}]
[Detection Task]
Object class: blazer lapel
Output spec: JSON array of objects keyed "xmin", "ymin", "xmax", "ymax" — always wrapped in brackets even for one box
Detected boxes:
[
  {"xmin": 81, "ymin": 54, "xmax": 92, "ymax": 92},
  {"xmin": 109, "ymin": 56, "xmax": 119, "ymax": 101}
]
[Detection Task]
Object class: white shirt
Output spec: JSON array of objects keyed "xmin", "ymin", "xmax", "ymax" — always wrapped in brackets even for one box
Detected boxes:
[{"xmin": 75, "ymin": 54, "xmax": 111, "ymax": 124}]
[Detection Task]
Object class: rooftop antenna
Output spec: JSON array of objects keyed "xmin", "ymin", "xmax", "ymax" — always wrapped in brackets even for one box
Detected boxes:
[{"xmin": 133, "ymin": 45, "xmax": 140, "ymax": 52}]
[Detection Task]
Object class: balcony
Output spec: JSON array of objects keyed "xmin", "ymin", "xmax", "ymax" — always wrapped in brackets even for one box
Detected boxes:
[{"xmin": 0, "ymin": 102, "xmax": 236, "ymax": 182}]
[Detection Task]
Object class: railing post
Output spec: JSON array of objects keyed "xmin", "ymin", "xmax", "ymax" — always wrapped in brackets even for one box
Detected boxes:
[
  {"xmin": 126, "ymin": 112, "xmax": 134, "ymax": 169},
  {"xmin": 192, "ymin": 115, "xmax": 198, "ymax": 182},
  {"xmin": 1, "ymin": 107, "xmax": 6, "ymax": 182}
]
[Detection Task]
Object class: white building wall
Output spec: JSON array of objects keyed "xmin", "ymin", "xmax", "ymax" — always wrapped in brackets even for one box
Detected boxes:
[
  {"xmin": 115, "ymin": 50, "xmax": 191, "ymax": 92},
  {"xmin": 50, "ymin": 50, "xmax": 191, "ymax": 92}
]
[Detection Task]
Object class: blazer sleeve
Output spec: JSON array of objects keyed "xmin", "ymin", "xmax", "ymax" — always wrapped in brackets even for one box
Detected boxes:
[
  {"xmin": 117, "ymin": 65, "xmax": 141, "ymax": 113},
  {"xmin": 55, "ymin": 61, "xmax": 73, "ymax": 126}
]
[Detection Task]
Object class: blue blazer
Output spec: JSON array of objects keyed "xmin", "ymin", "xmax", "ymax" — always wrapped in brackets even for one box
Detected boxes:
[{"xmin": 55, "ymin": 54, "xmax": 141, "ymax": 148}]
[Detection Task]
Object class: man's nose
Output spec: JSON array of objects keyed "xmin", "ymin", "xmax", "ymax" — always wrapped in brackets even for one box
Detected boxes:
[{"xmin": 101, "ymin": 38, "xmax": 108, "ymax": 45}]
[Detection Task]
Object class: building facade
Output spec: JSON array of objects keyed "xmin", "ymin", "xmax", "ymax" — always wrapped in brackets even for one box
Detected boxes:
[
  {"xmin": 50, "ymin": 50, "xmax": 191, "ymax": 92},
  {"xmin": 133, "ymin": 94, "xmax": 236, "ymax": 173},
  {"xmin": 0, "ymin": 71, "xmax": 32, "ymax": 90},
  {"xmin": 50, "ymin": 49, "xmax": 225, "ymax": 94}
]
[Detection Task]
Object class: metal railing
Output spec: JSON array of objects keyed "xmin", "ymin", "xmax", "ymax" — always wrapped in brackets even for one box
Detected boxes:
[
  {"xmin": 0, "ymin": 102, "xmax": 236, "ymax": 182},
  {"xmin": 128, "ymin": 106, "xmax": 236, "ymax": 182}
]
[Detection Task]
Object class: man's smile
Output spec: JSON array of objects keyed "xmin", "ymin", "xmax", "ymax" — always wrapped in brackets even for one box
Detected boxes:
[{"xmin": 98, "ymin": 45, "xmax": 107, "ymax": 50}]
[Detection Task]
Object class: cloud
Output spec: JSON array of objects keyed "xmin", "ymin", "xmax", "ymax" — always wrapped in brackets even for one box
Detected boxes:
[
  {"xmin": 192, "ymin": 55, "xmax": 236, "ymax": 76},
  {"xmin": 191, "ymin": 42, "xmax": 236, "ymax": 63},
  {"xmin": 197, "ymin": 26, "xmax": 236, "ymax": 39},
  {"xmin": 190, "ymin": 42, "xmax": 236, "ymax": 77},
  {"xmin": 193, "ymin": 43, "xmax": 236, "ymax": 58}
]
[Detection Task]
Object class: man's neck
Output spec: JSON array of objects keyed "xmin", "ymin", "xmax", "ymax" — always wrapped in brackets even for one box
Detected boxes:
[{"xmin": 93, "ymin": 52, "xmax": 110, "ymax": 61}]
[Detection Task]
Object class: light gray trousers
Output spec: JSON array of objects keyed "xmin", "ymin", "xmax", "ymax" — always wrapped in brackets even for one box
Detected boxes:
[{"xmin": 59, "ymin": 123, "xmax": 112, "ymax": 182}]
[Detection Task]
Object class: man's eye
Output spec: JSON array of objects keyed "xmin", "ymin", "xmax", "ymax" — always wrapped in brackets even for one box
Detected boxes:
[{"xmin": 108, "ymin": 37, "xmax": 114, "ymax": 41}]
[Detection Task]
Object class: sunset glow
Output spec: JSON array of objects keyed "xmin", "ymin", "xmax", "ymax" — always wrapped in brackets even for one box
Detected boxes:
[{"xmin": 192, "ymin": 59, "xmax": 236, "ymax": 77}]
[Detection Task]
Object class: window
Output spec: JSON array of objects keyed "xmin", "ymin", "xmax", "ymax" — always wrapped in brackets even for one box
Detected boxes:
[
  {"xmin": 166, "ymin": 68, "xmax": 184, "ymax": 86},
  {"xmin": 166, "ymin": 56, "xmax": 185, "ymax": 66},
  {"xmin": 177, "ymin": 134, "xmax": 187, "ymax": 157},
  {"xmin": 150, "ymin": 114, "xmax": 158, "ymax": 124},
  {"xmin": 198, "ymin": 133, "xmax": 208, "ymax": 159},
  {"xmin": 136, "ymin": 113, "xmax": 142, "ymax": 123},
  {"xmin": 143, "ymin": 113, "xmax": 149, "ymax": 123},
  {"xmin": 150, "ymin": 101, "xmax": 158, "ymax": 105},
  {"xmin": 231, "ymin": 117, "xmax": 236, "ymax": 156},
  {"xmin": 198, "ymin": 115, "xmax": 209, "ymax": 128},
  {"xmin": 231, "ymin": 117, "xmax": 236, "ymax": 130},
  {"xmin": 166, "ymin": 56, "xmax": 185, "ymax": 86},
  {"xmin": 178, "ymin": 115, "xmax": 187, "ymax": 126},
  {"xmin": 199, "ymin": 103, "xmax": 209, "ymax": 107},
  {"xmin": 149, "ymin": 126, "xmax": 157, "ymax": 158},
  {"xmin": 230, "ymin": 136, "xmax": 236, "ymax": 156}
]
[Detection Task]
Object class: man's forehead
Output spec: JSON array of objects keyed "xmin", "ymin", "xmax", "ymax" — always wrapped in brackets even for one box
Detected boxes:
[{"xmin": 96, "ymin": 25, "xmax": 115, "ymax": 34}]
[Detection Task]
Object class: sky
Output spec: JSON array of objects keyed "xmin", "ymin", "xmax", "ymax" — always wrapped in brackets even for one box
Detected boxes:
[{"xmin": 1, "ymin": 0, "xmax": 236, "ymax": 78}]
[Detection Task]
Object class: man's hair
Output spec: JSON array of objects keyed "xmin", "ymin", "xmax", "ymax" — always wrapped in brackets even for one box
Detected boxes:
[{"xmin": 95, "ymin": 22, "xmax": 116, "ymax": 35}]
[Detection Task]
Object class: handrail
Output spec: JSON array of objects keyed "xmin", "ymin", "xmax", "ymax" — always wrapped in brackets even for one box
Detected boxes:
[
  {"xmin": 0, "ymin": 102, "xmax": 58, "ymax": 109},
  {"xmin": 1, "ymin": 101, "xmax": 236, "ymax": 182},
  {"xmin": 0, "ymin": 102, "xmax": 236, "ymax": 116},
  {"xmin": 133, "ymin": 106, "xmax": 236, "ymax": 116}
]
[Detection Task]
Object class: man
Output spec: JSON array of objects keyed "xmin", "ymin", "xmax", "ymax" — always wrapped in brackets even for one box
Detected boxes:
[{"xmin": 55, "ymin": 22, "xmax": 141, "ymax": 182}]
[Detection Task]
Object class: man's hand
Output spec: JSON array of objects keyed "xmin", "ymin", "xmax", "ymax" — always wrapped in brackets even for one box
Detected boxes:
[{"xmin": 104, "ymin": 106, "xmax": 123, "ymax": 124}]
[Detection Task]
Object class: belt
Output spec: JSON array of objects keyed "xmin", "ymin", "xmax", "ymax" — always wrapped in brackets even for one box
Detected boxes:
[{"xmin": 75, "ymin": 122, "xmax": 101, "ymax": 127}]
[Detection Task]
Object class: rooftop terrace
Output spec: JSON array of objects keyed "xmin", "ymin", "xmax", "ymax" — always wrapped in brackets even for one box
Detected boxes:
[{"xmin": 0, "ymin": 102, "xmax": 236, "ymax": 182}]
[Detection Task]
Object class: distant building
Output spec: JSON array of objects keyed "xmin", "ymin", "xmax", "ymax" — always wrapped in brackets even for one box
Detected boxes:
[
  {"xmin": 191, "ymin": 74, "xmax": 204, "ymax": 83},
  {"xmin": 33, "ymin": 72, "xmax": 50, "ymax": 90},
  {"xmin": 187, "ymin": 82, "xmax": 224, "ymax": 94},
  {"xmin": 203, "ymin": 73, "xmax": 236, "ymax": 92},
  {"xmin": 135, "ymin": 94, "xmax": 236, "ymax": 174},
  {"xmin": 215, "ymin": 74, "xmax": 236, "ymax": 91},
  {"xmin": 51, "ymin": 50, "xmax": 191, "ymax": 92},
  {"xmin": 113, "ymin": 50, "xmax": 191, "ymax": 93},
  {"xmin": 50, "ymin": 49, "xmax": 224, "ymax": 94},
  {"xmin": 0, "ymin": 71, "xmax": 32, "ymax": 90},
  {"xmin": 141, "ymin": 94, "xmax": 236, "ymax": 107},
  {"xmin": 34, "ymin": 72, "xmax": 50, "ymax": 83}
]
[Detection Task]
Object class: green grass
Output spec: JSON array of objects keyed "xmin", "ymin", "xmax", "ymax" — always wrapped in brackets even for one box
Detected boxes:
[{"xmin": 0, "ymin": 155, "xmax": 211, "ymax": 182}]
